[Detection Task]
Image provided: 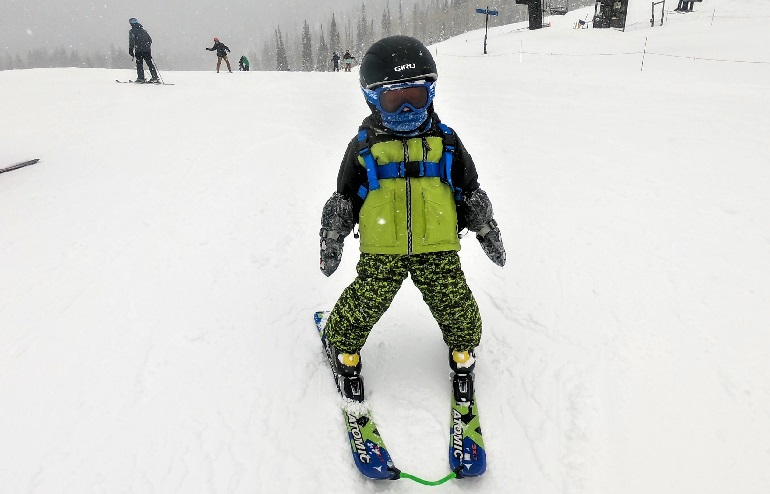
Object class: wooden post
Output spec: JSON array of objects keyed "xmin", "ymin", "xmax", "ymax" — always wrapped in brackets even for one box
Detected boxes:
[{"xmin": 484, "ymin": 7, "xmax": 489, "ymax": 55}]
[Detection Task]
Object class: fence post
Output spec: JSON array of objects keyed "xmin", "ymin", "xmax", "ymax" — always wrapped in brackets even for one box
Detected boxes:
[
  {"xmin": 651, "ymin": 1, "xmax": 665, "ymax": 27},
  {"xmin": 650, "ymin": 2, "xmax": 654, "ymax": 27}
]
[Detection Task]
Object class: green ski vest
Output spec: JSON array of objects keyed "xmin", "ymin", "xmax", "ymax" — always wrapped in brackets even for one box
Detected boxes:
[{"xmin": 357, "ymin": 136, "xmax": 461, "ymax": 255}]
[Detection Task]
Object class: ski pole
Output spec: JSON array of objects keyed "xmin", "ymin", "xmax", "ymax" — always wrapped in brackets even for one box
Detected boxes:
[{"xmin": 150, "ymin": 57, "xmax": 165, "ymax": 84}]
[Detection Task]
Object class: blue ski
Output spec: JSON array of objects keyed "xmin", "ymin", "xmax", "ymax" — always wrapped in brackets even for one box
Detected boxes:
[
  {"xmin": 314, "ymin": 311, "xmax": 399, "ymax": 480},
  {"xmin": 449, "ymin": 392, "xmax": 486, "ymax": 477}
]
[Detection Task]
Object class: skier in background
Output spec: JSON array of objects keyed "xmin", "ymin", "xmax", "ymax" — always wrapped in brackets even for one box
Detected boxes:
[
  {"xmin": 128, "ymin": 18, "xmax": 159, "ymax": 83},
  {"xmin": 206, "ymin": 37, "xmax": 232, "ymax": 73},
  {"xmin": 331, "ymin": 51, "xmax": 340, "ymax": 72},
  {"xmin": 318, "ymin": 39, "xmax": 505, "ymax": 471},
  {"xmin": 342, "ymin": 50, "xmax": 355, "ymax": 72},
  {"xmin": 239, "ymin": 55, "xmax": 250, "ymax": 71}
]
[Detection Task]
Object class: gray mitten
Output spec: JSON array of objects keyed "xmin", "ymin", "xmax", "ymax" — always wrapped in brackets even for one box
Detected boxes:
[
  {"xmin": 477, "ymin": 223, "xmax": 506, "ymax": 267},
  {"xmin": 319, "ymin": 192, "xmax": 356, "ymax": 276},
  {"xmin": 464, "ymin": 189, "xmax": 506, "ymax": 267}
]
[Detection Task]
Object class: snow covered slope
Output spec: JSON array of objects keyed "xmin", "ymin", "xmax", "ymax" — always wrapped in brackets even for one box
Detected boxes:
[{"xmin": 2, "ymin": 1, "xmax": 769, "ymax": 492}]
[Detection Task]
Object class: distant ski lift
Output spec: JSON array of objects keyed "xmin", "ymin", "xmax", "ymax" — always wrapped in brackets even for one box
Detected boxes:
[{"xmin": 546, "ymin": 0, "xmax": 569, "ymax": 15}]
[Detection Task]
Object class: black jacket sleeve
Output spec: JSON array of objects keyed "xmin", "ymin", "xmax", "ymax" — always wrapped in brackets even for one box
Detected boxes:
[
  {"xmin": 448, "ymin": 131, "xmax": 480, "ymax": 232},
  {"xmin": 449, "ymin": 132, "xmax": 480, "ymax": 195},
  {"xmin": 336, "ymin": 137, "xmax": 367, "ymax": 219}
]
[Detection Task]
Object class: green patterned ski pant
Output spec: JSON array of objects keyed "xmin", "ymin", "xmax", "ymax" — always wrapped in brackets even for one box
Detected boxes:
[{"xmin": 325, "ymin": 251, "xmax": 482, "ymax": 354}]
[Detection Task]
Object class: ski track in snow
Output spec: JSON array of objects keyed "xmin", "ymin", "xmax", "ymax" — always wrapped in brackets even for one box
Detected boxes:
[{"xmin": 2, "ymin": 2, "xmax": 770, "ymax": 493}]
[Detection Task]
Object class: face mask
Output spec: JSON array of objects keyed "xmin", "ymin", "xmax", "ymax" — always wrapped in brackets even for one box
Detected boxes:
[
  {"xmin": 362, "ymin": 80, "xmax": 435, "ymax": 133},
  {"xmin": 380, "ymin": 107, "xmax": 430, "ymax": 133}
]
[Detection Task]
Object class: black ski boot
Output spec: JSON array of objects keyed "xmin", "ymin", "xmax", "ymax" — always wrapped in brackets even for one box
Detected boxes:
[
  {"xmin": 327, "ymin": 342, "xmax": 365, "ymax": 402},
  {"xmin": 449, "ymin": 349, "xmax": 476, "ymax": 404}
]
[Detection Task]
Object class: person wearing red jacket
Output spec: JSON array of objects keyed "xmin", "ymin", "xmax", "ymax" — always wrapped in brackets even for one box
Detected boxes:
[{"xmin": 206, "ymin": 37, "xmax": 232, "ymax": 73}]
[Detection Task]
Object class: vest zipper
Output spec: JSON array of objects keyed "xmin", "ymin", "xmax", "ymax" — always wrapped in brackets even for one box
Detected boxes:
[
  {"xmin": 403, "ymin": 139, "xmax": 413, "ymax": 254},
  {"xmin": 406, "ymin": 178, "xmax": 413, "ymax": 254}
]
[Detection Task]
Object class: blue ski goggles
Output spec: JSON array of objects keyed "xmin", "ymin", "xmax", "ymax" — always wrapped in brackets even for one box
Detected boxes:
[{"xmin": 362, "ymin": 80, "xmax": 436, "ymax": 116}]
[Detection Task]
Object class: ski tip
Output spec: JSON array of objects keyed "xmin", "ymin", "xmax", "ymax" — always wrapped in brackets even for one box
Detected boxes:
[
  {"xmin": 356, "ymin": 460, "xmax": 400, "ymax": 480},
  {"xmin": 453, "ymin": 462, "xmax": 486, "ymax": 478},
  {"xmin": 450, "ymin": 448, "xmax": 487, "ymax": 478},
  {"xmin": 313, "ymin": 310, "xmax": 330, "ymax": 325}
]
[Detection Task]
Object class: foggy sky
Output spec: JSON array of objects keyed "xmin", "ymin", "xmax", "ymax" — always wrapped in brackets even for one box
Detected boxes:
[{"xmin": 1, "ymin": 0, "xmax": 395, "ymax": 63}]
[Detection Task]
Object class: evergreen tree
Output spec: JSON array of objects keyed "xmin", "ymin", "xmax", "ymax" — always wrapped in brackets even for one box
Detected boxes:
[
  {"xmin": 438, "ymin": 0, "xmax": 449, "ymax": 40},
  {"xmin": 285, "ymin": 31, "xmax": 300, "ymax": 71},
  {"xmin": 370, "ymin": 19, "xmax": 376, "ymax": 46},
  {"xmin": 109, "ymin": 44, "xmax": 123, "ymax": 69},
  {"xmin": 27, "ymin": 48, "xmax": 46, "ymax": 68},
  {"xmin": 356, "ymin": 2, "xmax": 369, "ymax": 57},
  {"xmin": 316, "ymin": 26, "xmax": 329, "ymax": 72},
  {"xmin": 275, "ymin": 27, "xmax": 289, "ymax": 71},
  {"xmin": 330, "ymin": 14, "xmax": 341, "ymax": 56},
  {"xmin": 52, "ymin": 46, "xmax": 67, "ymax": 68},
  {"xmin": 248, "ymin": 49, "xmax": 260, "ymax": 71},
  {"xmin": 301, "ymin": 20, "xmax": 313, "ymax": 71},
  {"xmin": 381, "ymin": 2, "xmax": 392, "ymax": 37},
  {"xmin": 452, "ymin": 0, "xmax": 473, "ymax": 35},
  {"xmin": 345, "ymin": 19, "xmax": 353, "ymax": 53},
  {"xmin": 69, "ymin": 49, "xmax": 81, "ymax": 68}
]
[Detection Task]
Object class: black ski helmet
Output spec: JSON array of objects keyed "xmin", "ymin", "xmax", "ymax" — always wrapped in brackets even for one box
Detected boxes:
[{"xmin": 359, "ymin": 36, "xmax": 437, "ymax": 89}]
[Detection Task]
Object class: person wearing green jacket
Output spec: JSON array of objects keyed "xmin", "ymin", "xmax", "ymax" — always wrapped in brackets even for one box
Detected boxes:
[{"xmin": 318, "ymin": 36, "xmax": 506, "ymax": 406}]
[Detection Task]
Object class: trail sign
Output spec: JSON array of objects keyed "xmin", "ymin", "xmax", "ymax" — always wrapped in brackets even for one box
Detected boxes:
[{"xmin": 475, "ymin": 6, "xmax": 499, "ymax": 54}]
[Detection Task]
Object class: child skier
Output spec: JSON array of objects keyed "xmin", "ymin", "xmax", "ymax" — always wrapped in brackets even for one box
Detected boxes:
[
  {"xmin": 319, "ymin": 35, "xmax": 506, "ymax": 411},
  {"xmin": 205, "ymin": 37, "xmax": 232, "ymax": 73},
  {"xmin": 238, "ymin": 55, "xmax": 249, "ymax": 71}
]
